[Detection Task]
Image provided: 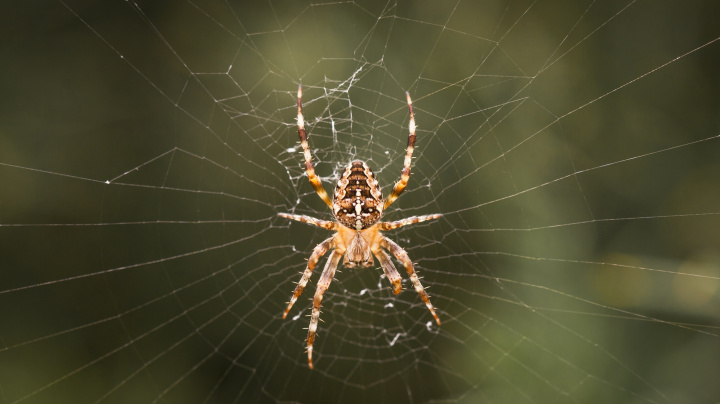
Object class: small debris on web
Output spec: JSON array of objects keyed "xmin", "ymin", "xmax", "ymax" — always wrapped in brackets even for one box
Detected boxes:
[{"xmin": 389, "ymin": 332, "xmax": 406, "ymax": 346}]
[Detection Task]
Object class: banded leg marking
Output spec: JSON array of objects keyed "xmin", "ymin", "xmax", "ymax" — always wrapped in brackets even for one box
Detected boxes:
[
  {"xmin": 379, "ymin": 213, "xmax": 442, "ymax": 231},
  {"xmin": 297, "ymin": 85, "xmax": 333, "ymax": 208},
  {"xmin": 374, "ymin": 248, "xmax": 402, "ymax": 295},
  {"xmin": 306, "ymin": 249, "xmax": 342, "ymax": 369},
  {"xmin": 278, "ymin": 213, "xmax": 338, "ymax": 230},
  {"xmin": 384, "ymin": 92, "xmax": 417, "ymax": 210},
  {"xmin": 283, "ymin": 236, "xmax": 336, "ymax": 319},
  {"xmin": 381, "ymin": 236, "xmax": 441, "ymax": 325}
]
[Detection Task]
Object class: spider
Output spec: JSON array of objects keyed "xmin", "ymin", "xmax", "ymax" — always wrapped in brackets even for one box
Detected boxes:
[{"xmin": 279, "ymin": 85, "xmax": 442, "ymax": 369}]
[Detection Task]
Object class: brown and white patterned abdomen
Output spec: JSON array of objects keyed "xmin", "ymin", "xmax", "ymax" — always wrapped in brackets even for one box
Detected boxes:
[{"xmin": 333, "ymin": 160, "xmax": 384, "ymax": 230}]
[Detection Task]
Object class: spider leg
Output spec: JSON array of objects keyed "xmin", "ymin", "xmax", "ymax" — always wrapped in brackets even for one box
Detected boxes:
[
  {"xmin": 381, "ymin": 236, "xmax": 441, "ymax": 326},
  {"xmin": 296, "ymin": 85, "xmax": 333, "ymax": 208},
  {"xmin": 383, "ymin": 92, "xmax": 417, "ymax": 210},
  {"xmin": 283, "ymin": 236, "xmax": 336, "ymax": 320},
  {"xmin": 378, "ymin": 213, "xmax": 442, "ymax": 231},
  {"xmin": 307, "ymin": 249, "xmax": 343, "ymax": 369},
  {"xmin": 278, "ymin": 213, "xmax": 338, "ymax": 230},
  {"xmin": 373, "ymin": 248, "xmax": 402, "ymax": 295}
]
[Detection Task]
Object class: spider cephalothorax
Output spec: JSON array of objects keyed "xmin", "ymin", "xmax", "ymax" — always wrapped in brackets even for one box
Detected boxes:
[{"xmin": 279, "ymin": 85, "xmax": 441, "ymax": 369}]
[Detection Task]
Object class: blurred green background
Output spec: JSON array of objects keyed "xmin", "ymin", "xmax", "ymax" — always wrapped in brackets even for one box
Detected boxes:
[{"xmin": 1, "ymin": 1, "xmax": 718, "ymax": 403}]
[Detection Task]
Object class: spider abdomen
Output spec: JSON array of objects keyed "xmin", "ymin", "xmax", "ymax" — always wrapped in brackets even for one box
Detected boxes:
[{"xmin": 333, "ymin": 160, "xmax": 383, "ymax": 230}]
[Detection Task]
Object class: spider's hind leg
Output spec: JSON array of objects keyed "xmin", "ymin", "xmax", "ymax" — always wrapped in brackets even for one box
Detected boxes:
[
  {"xmin": 296, "ymin": 85, "xmax": 333, "ymax": 208},
  {"xmin": 384, "ymin": 92, "xmax": 417, "ymax": 210}
]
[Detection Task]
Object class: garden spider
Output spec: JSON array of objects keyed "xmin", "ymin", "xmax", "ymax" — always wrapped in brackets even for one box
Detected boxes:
[{"xmin": 279, "ymin": 85, "xmax": 441, "ymax": 369}]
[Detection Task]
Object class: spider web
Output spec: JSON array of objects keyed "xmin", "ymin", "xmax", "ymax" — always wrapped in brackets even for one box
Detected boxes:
[{"xmin": 1, "ymin": 0, "xmax": 719, "ymax": 403}]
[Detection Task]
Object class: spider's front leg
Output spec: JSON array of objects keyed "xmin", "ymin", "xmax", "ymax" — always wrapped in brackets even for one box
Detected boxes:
[
  {"xmin": 373, "ymin": 248, "xmax": 402, "ymax": 295},
  {"xmin": 283, "ymin": 236, "xmax": 335, "ymax": 319},
  {"xmin": 381, "ymin": 236, "xmax": 441, "ymax": 326},
  {"xmin": 306, "ymin": 249, "xmax": 343, "ymax": 369}
]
